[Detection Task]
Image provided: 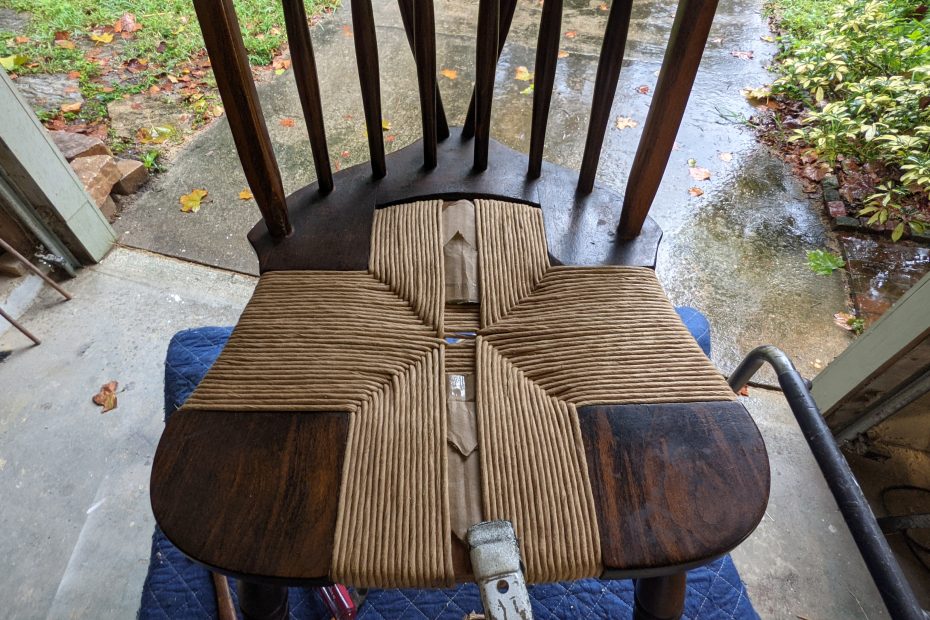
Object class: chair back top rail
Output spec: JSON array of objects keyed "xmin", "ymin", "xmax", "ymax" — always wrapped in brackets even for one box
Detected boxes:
[{"xmin": 193, "ymin": 0, "xmax": 719, "ymax": 240}]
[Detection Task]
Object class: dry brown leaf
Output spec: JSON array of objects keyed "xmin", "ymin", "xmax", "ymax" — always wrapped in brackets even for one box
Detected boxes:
[
  {"xmin": 688, "ymin": 187, "xmax": 705, "ymax": 197},
  {"xmin": 689, "ymin": 166, "xmax": 711, "ymax": 181},
  {"xmin": 279, "ymin": 117, "xmax": 295, "ymax": 128},
  {"xmin": 440, "ymin": 68, "xmax": 458, "ymax": 80},
  {"xmin": 14, "ymin": 36, "xmax": 29, "ymax": 44},
  {"xmin": 557, "ymin": 49, "xmax": 569, "ymax": 58},
  {"xmin": 54, "ymin": 39, "xmax": 76, "ymax": 49},
  {"xmin": 598, "ymin": 2, "xmax": 609, "ymax": 10},
  {"xmin": 61, "ymin": 101, "xmax": 82, "ymax": 113},
  {"xmin": 92, "ymin": 381, "xmax": 118, "ymax": 413},
  {"xmin": 730, "ymin": 50, "xmax": 754, "ymax": 61},
  {"xmin": 719, "ymin": 151, "xmax": 733, "ymax": 162},
  {"xmin": 114, "ymin": 13, "xmax": 142, "ymax": 33},
  {"xmin": 514, "ymin": 66, "xmax": 533, "ymax": 81},
  {"xmin": 635, "ymin": 84, "xmax": 650, "ymax": 95},
  {"xmin": 614, "ymin": 116, "xmax": 637, "ymax": 130},
  {"xmin": 737, "ymin": 385, "xmax": 750, "ymax": 397},
  {"xmin": 179, "ymin": 188, "xmax": 208, "ymax": 213},
  {"xmin": 239, "ymin": 189, "xmax": 253, "ymax": 200},
  {"xmin": 342, "ymin": 24, "xmax": 353, "ymax": 37},
  {"xmin": 833, "ymin": 312, "xmax": 857, "ymax": 331},
  {"xmin": 564, "ymin": 30, "xmax": 577, "ymax": 39}
]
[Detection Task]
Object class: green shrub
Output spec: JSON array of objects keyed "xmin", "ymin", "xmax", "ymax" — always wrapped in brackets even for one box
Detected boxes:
[{"xmin": 769, "ymin": 0, "xmax": 930, "ymax": 236}]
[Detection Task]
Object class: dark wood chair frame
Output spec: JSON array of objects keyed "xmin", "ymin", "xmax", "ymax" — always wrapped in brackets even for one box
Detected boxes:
[{"xmin": 151, "ymin": 1, "xmax": 771, "ymax": 619}]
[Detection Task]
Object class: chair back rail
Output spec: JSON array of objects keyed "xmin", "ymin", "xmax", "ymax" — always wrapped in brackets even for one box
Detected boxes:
[
  {"xmin": 192, "ymin": 0, "xmax": 720, "ymax": 241},
  {"xmin": 282, "ymin": 0, "xmax": 333, "ymax": 194}
]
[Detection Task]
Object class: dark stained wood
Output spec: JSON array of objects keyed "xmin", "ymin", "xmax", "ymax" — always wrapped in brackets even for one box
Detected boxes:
[
  {"xmin": 472, "ymin": 0, "xmax": 500, "ymax": 171},
  {"xmin": 282, "ymin": 0, "xmax": 333, "ymax": 193},
  {"xmin": 397, "ymin": 0, "xmax": 449, "ymax": 141},
  {"xmin": 618, "ymin": 0, "xmax": 719, "ymax": 238},
  {"xmin": 577, "ymin": 0, "xmax": 634, "ymax": 194},
  {"xmin": 413, "ymin": 0, "xmax": 439, "ymax": 169},
  {"xmin": 212, "ymin": 573, "xmax": 237, "ymax": 620},
  {"xmin": 462, "ymin": 0, "xmax": 518, "ymax": 140},
  {"xmin": 192, "ymin": 0, "xmax": 290, "ymax": 238},
  {"xmin": 237, "ymin": 581, "xmax": 288, "ymax": 620},
  {"xmin": 151, "ymin": 411, "xmax": 349, "ymax": 583},
  {"xmin": 528, "ymin": 0, "xmax": 563, "ymax": 179},
  {"xmin": 351, "ymin": 0, "xmax": 386, "ymax": 178},
  {"xmin": 634, "ymin": 574, "xmax": 687, "ymax": 620},
  {"xmin": 578, "ymin": 401, "xmax": 770, "ymax": 577},
  {"xmin": 247, "ymin": 127, "xmax": 662, "ymax": 272}
]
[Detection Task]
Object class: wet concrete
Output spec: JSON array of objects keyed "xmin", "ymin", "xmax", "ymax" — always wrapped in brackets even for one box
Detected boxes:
[
  {"xmin": 116, "ymin": 0, "xmax": 850, "ymax": 382},
  {"xmin": 840, "ymin": 233, "xmax": 930, "ymax": 326}
]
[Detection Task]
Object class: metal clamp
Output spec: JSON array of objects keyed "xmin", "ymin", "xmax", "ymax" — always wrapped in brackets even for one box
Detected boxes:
[{"xmin": 467, "ymin": 520, "xmax": 533, "ymax": 620}]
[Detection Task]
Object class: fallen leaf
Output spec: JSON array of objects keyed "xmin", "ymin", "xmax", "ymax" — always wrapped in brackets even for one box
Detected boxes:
[
  {"xmin": 520, "ymin": 84, "xmax": 534, "ymax": 95},
  {"xmin": 210, "ymin": 104, "xmax": 224, "ymax": 117},
  {"xmin": 67, "ymin": 70, "xmax": 81, "ymax": 79},
  {"xmin": 381, "ymin": 118, "xmax": 391, "ymax": 131},
  {"xmin": 148, "ymin": 85, "xmax": 160, "ymax": 95},
  {"xmin": 0, "ymin": 55, "xmax": 28, "ymax": 71},
  {"xmin": 598, "ymin": 2, "xmax": 609, "ymax": 10},
  {"xmin": 137, "ymin": 126, "xmax": 176, "ymax": 144},
  {"xmin": 440, "ymin": 68, "xmax": 458, "ymax": 80},
  {"xmin": 179, "ymin": 188, "xmax": 208, "ymax": 213},
  {"xmin": 239, "ymin": 189, "xmax": 253, "ymax": 200},
  {"xmin": 688, "ymin": 187, "xmax": 705, "ymax": 197},
  {"xmin": 741, "ymin": 85, "xmax": 771, "ymax": 105},
  {"xmin": 279, "ymin": 117, "xmax": 295, "ymax": 127},
  {"xmin": 833, "ymin": 312, "xmax": 856, "ymax": 330},
  {"xmin": 90, "ymin": 32, "xmax": 114, "ymax": 45},
  {"xmin": 635, "ymin": 84, "xmax": 650, "ymax": 95},
  {"xmin": 342, "ymin": 24, "xmax": 353, "ymax": 37},
  {"xmin": 54, "ymin": 39, "xmax": 76, "ymax": 49},
  {"xmin": 689, "ymin": 166, "xmax": 711, "ymax": 181},
  {"xmin": 614, "ymin": 116, "xmax": 638, "ymax": 130},
  {"xmin": 719, "ymin": 152, "xmax": 733, "ymax": 162},
  {"xmin": 515, "ymin": 66, "xmax": 533, "ymax": 81},
  {"xmin": 730, "ymin": 50, "xmax": 754, "ymax": 60},
  {"xmin": 61, "ymin": 101, "xmax": 82, "ymax": 113},
  {"xmin": 54, "ymin": 31, "xmax": 71, "ymax": 41},
  {"xmin": 114, "ymin": 12, "xmax": 142, "ymax": 33},
  {"xmin": 760, "ymin": 35, "xmax": 775, "ymax": 43},
  {"xmin": 92, "ymin": 381, "xmax": 118, "ymax": 413},
  {"xmin": 385, "ymin": 134, "xmax": 396, "ymax": 143},
  {"xmin": 14, "ymin": 36, "xmax": 29, "ymax": 44},
  {"xmin": 341, "ymin": 150, "xmax": 350, "ymax": 158},
  {"xmin": 564, "ymin": 30, "xmax": 577, "ymax": 39},
  {"xmin": 737, "ymin": 385, "xmax": 749, "ymax": 397},
  {"xmin": 557, "ymin": 49, "xmax": 569, "ymax": 58}
]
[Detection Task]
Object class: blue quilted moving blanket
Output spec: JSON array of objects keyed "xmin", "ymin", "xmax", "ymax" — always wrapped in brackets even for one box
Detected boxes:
[{"xmin": 141, "ymin": 310, "xmax": 758, "ymax": 619}]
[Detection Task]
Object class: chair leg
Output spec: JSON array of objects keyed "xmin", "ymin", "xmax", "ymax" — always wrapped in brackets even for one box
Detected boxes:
[
  {"xmin": 633, "ymin": 573, "xmax": 687, "ymax": 620},
  {"xmin": 237, "ymin": 580, "xmax": 288, "ymax": 620}
]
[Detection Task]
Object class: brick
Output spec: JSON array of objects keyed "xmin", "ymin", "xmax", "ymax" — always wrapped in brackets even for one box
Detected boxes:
[
  {"xmin": 49, "ymin": 130, "xmax": 111, "ymax": 161},
  {"xmin": 112, "ymin": 158, "xmax": 149, "ymax": 195},
  {"xmin": 70, "ymin": 155, "xmax": 120, "ymax": 209}
]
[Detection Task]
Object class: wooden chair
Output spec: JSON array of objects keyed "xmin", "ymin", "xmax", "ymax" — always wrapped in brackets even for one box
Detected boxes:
[{"xmin": 150, "ymin": 1, "xmax": 770, "ymax": 618}]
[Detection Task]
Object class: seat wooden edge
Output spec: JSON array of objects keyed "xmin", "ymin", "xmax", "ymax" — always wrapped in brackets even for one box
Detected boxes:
[
  {"xmin": 247, "ymin": 127, "xmax": 662, "ymax": 273},
  {"xmin": 578, "ymin": 401, "xmax": 770, "ymax": 575}
]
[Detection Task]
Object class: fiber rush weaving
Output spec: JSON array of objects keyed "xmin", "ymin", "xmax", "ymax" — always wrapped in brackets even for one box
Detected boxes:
[{"xmin": 180, "ymin": 199, "xmax": 735, "ymax": 588}]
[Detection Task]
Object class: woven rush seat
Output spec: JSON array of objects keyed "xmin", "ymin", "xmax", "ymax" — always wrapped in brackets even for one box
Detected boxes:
[{"xmin": 162, "ymin": 199, "xmax": 738, "ymax": 588}]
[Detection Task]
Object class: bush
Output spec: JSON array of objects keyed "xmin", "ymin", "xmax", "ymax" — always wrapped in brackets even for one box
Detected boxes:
[{"xmin": 769, "ymin": 0, "xmax": 930, "ymax": 238}]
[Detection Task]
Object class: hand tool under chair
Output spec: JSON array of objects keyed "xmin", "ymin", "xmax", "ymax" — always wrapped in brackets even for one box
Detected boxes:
[{"xmin": 150, "ymin": 1, "xmax": 772, "ymax": 619}]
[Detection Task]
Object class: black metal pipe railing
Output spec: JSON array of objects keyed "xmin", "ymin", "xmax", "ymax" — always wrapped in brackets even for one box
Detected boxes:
[{"xmin": 729, "ymin": 345, "xmax": 928, "ymax": 620}]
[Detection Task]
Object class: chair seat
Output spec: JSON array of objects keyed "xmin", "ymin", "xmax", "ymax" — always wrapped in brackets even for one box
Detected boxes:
[{"xmin": 151, "ymin": 200, "xmax": 768, "ymax": 589}]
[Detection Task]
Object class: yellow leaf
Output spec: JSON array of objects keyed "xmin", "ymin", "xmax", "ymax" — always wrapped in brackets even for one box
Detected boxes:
[
  {"xmin": 90, "ymin": 32, "xmax": 114, "ymax": 45},
  {"xmin": 615, "ymin": 116, "xmax": 638, "ymax": 130},
  {"xmin": 557, "ymin": 50, "xmax": 569, "ymax": 58},
  {"xmin": 54, "ymin": 39, "xmax": 76, "ymax": 49},
  {"xmin": 515, "ymin": 65, "xmax": 533, "ymax": 81},
  {"xmin": 0, "ymin": 54, "xmax": 28, "ymax": 71},
  {"xmin": 381, "ymin": 118, "xmax": 391, "ymax": 131},
  {"xmin": 239, "ymin": 189, "xmax": 253, "ymax": 200},
  {"xmin": 440, "ymin": 68, "xmax": 458, "ymax": 80},
  {"xmin": 61, "ymin": 101, "xmax": 82, "ymax": 113},
  {"xmin": 179, "ymin": 189, "xmax": 208, "ymax": 213},
  {"xmin": 520, "ymin": 84, "xmax": 534, "ymax": 95}
]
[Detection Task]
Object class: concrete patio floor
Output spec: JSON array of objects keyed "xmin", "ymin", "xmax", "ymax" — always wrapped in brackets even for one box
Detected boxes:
[{"xmin": 0, "ymin": 246, "xmax": 895, "ymax": 619}]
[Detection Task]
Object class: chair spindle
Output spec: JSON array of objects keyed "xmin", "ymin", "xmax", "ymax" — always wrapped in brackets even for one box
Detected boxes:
[
  {"xmin": 398, "ymin": 0, "xmax": 450, "ymax": 141},
  {"xmin": 527, "ymin": 0, "xmax": 563, "ymax": 179},
  {"xmin": 413, "ymin": 0, "xmax": 439, "ymax": 169},
  {"xmin": 352, "ymin": 0, "xmax": 387, "ymax": 178},
  {"xmin": 193, "ymin": 0, "xmax": 291, "ymax": 238},
  {"xmin": 577, "ymin": 0, "xmax": 634, "ymax": 195},
  {"xmin": 462, "ymin": 0, "xmax": 517, "ymax": 141},
  {"xmin": 618, "ymin": 0, "xmax": 719, "ymax": 238},
  {"xmin": 282, "ymin": 0, "xmax": 333, "ymax": 193},
  {"xmin": 473, "ymin": 0, "xmax": 500, "ymax": 171}
]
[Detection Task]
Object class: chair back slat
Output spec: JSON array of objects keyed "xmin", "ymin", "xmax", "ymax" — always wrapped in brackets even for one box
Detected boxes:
[
  {"xmin": 577, "ymin": 0, "xmax": 634, "ymax": 194},
  {"xmin": 527, "ymin": 0, "xmax": 563, "ymax": 179},
  {"xmin": 352, "ymin": 0, "xmax": 387, "ymax": 178},
  {"xmin": 413, "ymin": 1, "xmax": 439, "ymax": 169},
  {"xmin": 283, "ymin": 0, "xmax": 333, "ymax": 193},
  {"xmin": 193, "ymin": 0, "xmax": 291, "ymax": 238},
  {"xmin": 398, "ymin": 0, "xmax": 450, "ymax": 141},
  {"xmin": 462, "ymin": 0, "xmax": 517, "ymax": 141},
  {"xmin": 619, "ymin": 0, "xmax": 719, "ymax": 237},
  {"xmin": 473, "ymin": 0, "xmax": 501, "ymax": 171}
]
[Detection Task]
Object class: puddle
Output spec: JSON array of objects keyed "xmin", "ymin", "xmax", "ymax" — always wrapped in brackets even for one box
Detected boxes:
[{"xmin": 839, "ymin": 234, "xmax": 930, "ymax": 325}]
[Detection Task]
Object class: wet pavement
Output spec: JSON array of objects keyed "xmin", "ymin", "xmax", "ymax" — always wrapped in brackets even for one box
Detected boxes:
[{"xmin": 116, "ymin": 0, "xmax": 851, "ymax": 382}]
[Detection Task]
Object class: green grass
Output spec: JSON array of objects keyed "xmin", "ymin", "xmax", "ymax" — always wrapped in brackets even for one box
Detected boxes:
[{"xmin": 764, "ymin": 0, "xmax": 835, "ymax": 40}]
